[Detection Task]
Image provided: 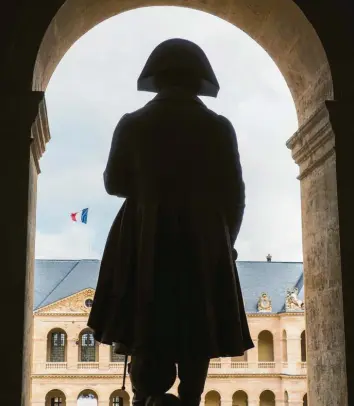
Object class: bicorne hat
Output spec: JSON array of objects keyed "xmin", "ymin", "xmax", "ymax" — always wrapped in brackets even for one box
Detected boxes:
[{"xmin": 137, "ymin": 38, "xmax": 220, "ymax": 97}]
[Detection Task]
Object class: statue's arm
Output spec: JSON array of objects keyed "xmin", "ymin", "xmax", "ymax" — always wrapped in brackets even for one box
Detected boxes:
[
  {"xmin": 218, "ymin": 116, "xmax": 246, "ymax": 247},
  {"xmin": 103, "ymin": 114, "xmax": 134, "ymax": 197}
]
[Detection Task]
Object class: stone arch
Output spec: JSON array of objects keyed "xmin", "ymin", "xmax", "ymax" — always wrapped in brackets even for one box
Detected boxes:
[
  {"xmin": 78, "ymin": 328, "xmax": 99, "ymax": 362},
  {"xmin": 21, "ymin": 2, "xmax": 346, "ymax": 406},
  {"xmin": 258, "ymin": 330, "xmax": 274, "ymax": 362},
  {"xmin": 259, "ymin": 390, "xmax": 275, "ymax": 406},
  {"xmin": 232, "ymin": 390, "xmax": 248, "ymax": 406},
  {"xmin": 77, "ymin": 389, "xmax": 98, "ymax": 405},
  {"xmin": 301, "ymin": 330, "xmax": 306, "ymax": 362},
  {"xmin": 205, "ymin": 390, "xmax": 221, "ymax": 406},
  {"xmin": 110, "ymin": 390, "xmax": 130, "ymax": 406},
  {"xmin": 282, "ymin": 330, "xmax": 288, "ymax": 362},
  {"xmin": 46, "ymin": 389, "xmax": 66, "ymax": 406},
  {"xmin": 32, "ymin": 0, "xmax": 333, "ymax": 126},
  {"xmin": 46, "ymin": 328, "xmax": 67, "ymax": 362}
]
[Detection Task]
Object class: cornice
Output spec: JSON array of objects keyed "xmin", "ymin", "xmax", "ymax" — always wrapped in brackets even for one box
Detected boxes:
[
  {"xmin": 247, "ymin": 312, "xmax": 304, "ymax": 317},
  {"xmin": 34, "ymin": 311, "xmax": 305, "ymax": 318},
  {"xmin": 32, "ymin": 373, "xmax": 306, "ymax": 379},
  {"xmin": 286, "ymin": 102, "xmax": 335, "ymax": 180},
  {"xmin": 30, "ymin": 97, "xmax": 50, "ymax": 174}
]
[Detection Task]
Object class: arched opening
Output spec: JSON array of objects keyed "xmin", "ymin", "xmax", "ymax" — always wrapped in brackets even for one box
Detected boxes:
[
  {"xmin": 303, "ymin": 393, "xmax": 308, "ymax": 406},
  {"xmin": 46, "ymin": 390, "xmax": 66, "ymax": 406},
  {"xmin": 47, "ymin": 329, "xmax": 67, "ymax": 362},
  {"xmin": 205, "ymin": 391, "xmax": 221, "ymax": 406},
  {"xmin": 110, "ymin": 390, "xmax": 130, "ymax": 406},
  {"xmin": 284, "ymin": 391, "xmax": 289, "ymax": 406},
  {"xmin": 259, "ymin": 390, "xmax": 275, "ymax": 406},
  {"xmin": 232, "ymin": 390, "xmax": 248, "ymax": 406},
  {"xmin": 77, "ymin": 390, "xmax": 98, "ymax": 406},
  {"xmin": 26, "ymin": 1, "xmax": 343, "ymax": 405},
  {"xmin": 258, "ymin": 331, "xmax": 274, "ymax": 362},
  {"xmin": 282, "ymin": 330, "xmax": 288, "ymax": 362},
  {"xmin": 79, "ymin": 329, "xmax": 98, "ymax": 362},
  {"xmin": 301, "ymin": 330, "xmax": 306, "ymax": 362},
  {"xmin": 33, "ymin": 0, "xmax": 333, "ymax": 125}
]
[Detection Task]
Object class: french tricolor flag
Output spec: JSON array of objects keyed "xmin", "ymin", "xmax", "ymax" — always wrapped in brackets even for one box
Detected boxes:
[{"xmin": 71, "ymin": 208, "xmax": 89, "ymax": 224}]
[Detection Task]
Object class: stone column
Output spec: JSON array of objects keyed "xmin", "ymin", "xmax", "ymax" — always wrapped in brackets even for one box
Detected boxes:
[
  {"xmin": 286, "ymin": 102, "xmax": 347, "ymax": 406},
  {"xmin": 1, "ymin": 90, "xmax": 48, "ymax": 406},
  {"xmin": 325, "ymin": 100, "xmax": 354, "ymax": 404}
]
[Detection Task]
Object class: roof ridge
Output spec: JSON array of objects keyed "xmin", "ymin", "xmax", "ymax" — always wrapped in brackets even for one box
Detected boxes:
[{"xmin": 35, "ymin": 258, "xmax": 100, "ymax": 262}]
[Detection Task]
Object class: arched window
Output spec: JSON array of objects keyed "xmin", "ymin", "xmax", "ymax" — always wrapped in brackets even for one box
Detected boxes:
[
  {"xmin": 110, "ymin": 390, "xmax": 130, "ymax": 406},
  {"xmin": 284, "ymin": 391, "xmax": 289, "ymax": 406},
  {"xmin": 47, "ymin": 330, "xmax": 67, "ymax": 362},
  {"xmin": 303, "ymin": 393, "xmax": 308, "ymax": 406},
  {"xmin": 232, "ymin": 390, "xmax": 248, "ymax": 406},
  {"xmin": 79, "ymin": 330, "xmax": 97, "ymax": 362},
  {"xmin": 282, "ymin": 330, "xmax": 288, "ymax": 362},
  {"xmin": 77, "ymin": 390, "xmax": 98, "ymax": 406},
  {"xmin": 205, "ymin": 391, "xmax": 221, "ymax": 406},
  {"xmin": 46, "ymin": 390, "xmax": 66, "ymax": 406},
  {"xmin": 259, "ymin": 390, "xmax": 275, "ymax": 406},
  {"xmin": 301, "ymin": 331, "xmax": 306, "ymax": 362},
  {"xmin": 110, "ymin": 346, "xmax": 126, "ymax": 362},
  {"xmin": 258, "ymin": 331, "xmax": 274, "ymax": 361}
]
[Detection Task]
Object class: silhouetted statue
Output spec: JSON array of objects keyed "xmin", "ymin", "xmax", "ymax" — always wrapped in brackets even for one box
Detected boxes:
[{"xmin": 88, "ymin": 38, "xmax": 254, "ymax": 406}]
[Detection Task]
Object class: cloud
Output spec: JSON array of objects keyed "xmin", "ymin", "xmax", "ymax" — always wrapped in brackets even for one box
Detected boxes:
[{"xmin": 36, "ymin": 225, "xmax": 100, "ymax": 259}]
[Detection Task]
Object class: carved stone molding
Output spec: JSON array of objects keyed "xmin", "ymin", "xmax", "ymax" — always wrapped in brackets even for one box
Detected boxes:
[
  {"xmin": 34, "ymin": 288, "xmax": 95, "ymax": 315},
  {"xmin": 30, "ymin": 96, "xmax": 50, "ymax": 173},
  {"xmin": 285, "ymin": 288, "xmax": 305, "ymax": 311},
  {"xmin": 257, "ymin": 292, "xmax": 272, "ymax": 312},
  {"xmin": 286, "ymin": 103, "xmax": 335, "ymax": 180}
]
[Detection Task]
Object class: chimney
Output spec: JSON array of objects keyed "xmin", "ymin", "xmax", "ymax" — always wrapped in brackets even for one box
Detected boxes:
[{"xmin": 266, "ymin": 254, "xmax": 272, "ymax": 262}]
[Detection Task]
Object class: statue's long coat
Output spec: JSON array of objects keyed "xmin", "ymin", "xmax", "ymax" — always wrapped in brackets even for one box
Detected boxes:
[{"xmin": 88, "ymin": 88, "xmax": 254, "ymax": 360}]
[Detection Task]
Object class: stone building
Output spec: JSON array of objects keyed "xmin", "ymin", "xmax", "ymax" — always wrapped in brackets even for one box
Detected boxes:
[{"xmin": 32, "ymin": 258, "xmax": 307, "ymax": 406}]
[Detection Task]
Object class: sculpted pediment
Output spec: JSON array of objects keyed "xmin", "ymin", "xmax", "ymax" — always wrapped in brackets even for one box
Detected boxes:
[{"xmin": 35, "ymin": 288, "xmax": 95, "ymax": 315}]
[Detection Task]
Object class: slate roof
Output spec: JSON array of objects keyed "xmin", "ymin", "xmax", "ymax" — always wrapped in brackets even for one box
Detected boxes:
[{"xmin": 34, "ymin": 259, "xmax": 304, "ymax": 314}]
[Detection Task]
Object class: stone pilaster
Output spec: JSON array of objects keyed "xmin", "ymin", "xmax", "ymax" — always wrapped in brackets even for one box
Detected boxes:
[
  {"xmin": 286, "ymin": 335, "xmax": 302, "ymax": 374},
  {"xmin": 2, "ymin": 90, "xmax": 47, "ymax": 406},
  {"xmin": 99, "ymin": 343, "xmax": 111, "ymax": 369},
  {"xmin": 287, "ymin": 102, "xmax": 347, "ymax": 406},
  {"xmin": 247, "ymin": 337, "xmax": 258, "ymax": 366}
]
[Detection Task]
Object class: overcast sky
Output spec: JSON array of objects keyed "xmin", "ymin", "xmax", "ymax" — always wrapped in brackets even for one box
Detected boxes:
[{"xmin": 35, "ymin": 6, "xmax": 302, "ymax": 262}]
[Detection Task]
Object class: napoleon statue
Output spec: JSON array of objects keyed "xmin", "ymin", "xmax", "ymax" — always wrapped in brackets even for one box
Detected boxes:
[{"xmin": 88, "ymin": 38, "xmax": 254, "ymax": 406}]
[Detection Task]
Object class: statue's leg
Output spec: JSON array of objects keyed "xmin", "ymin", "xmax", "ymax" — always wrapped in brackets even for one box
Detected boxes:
[
  {"xmin": 130, "ymin": 354, "xmax": 177, "ymax": 405},
  {"xmin": 177, "ymin": 358, "xmax": 210, "ymax": 406}
]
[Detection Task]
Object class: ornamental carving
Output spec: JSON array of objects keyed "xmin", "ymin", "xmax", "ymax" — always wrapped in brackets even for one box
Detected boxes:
[
  {"xmin": 257, "ymin": 292, "xmax": 272, "ymax": 312},
  {"xmin": 34, "ymin": 288, "xmax": 95, "ymax": 314},
  {"xmin": 285, "ymin": 287, "xmax": 305, "ymax": 311}
]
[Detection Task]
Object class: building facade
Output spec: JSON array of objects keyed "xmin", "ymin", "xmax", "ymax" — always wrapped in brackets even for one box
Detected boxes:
[{"xmin": 32, "ymin": 259, "xmax": 308, "ymax": 406}]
